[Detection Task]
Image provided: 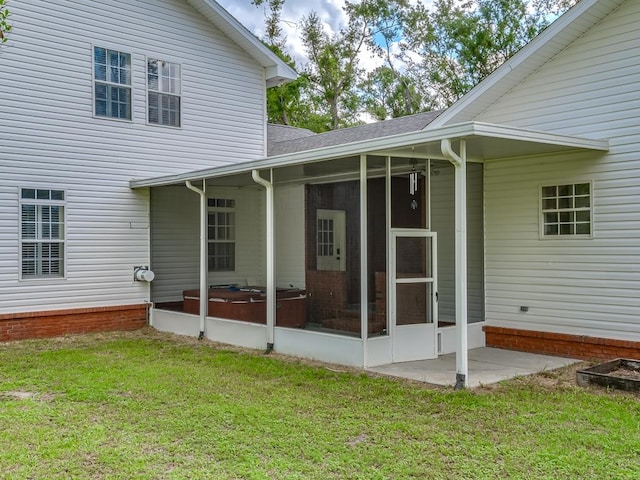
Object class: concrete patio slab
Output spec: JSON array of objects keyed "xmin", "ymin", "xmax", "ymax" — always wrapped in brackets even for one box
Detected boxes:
[{"xmin": 367, "ymin": 347, "xmax": 580, "ymax": 388}]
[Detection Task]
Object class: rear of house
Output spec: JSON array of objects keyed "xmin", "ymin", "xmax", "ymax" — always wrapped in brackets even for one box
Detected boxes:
[{"xmin": 2, "ymin": 0, "xmax": 639, "ymax": 385}]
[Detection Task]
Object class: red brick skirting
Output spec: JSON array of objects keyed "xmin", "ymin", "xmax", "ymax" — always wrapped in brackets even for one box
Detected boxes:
[
  {"xmin": 0, "ymin": 304, "xmax": 148, "ymax": 342},
  {"xmin": 484, "ymin": 326, "xmax": 640, "ymax": 361}
]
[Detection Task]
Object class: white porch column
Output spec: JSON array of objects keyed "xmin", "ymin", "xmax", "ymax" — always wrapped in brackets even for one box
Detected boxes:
[
  {"xmin": 360, "ymin": 154, "xmax": 368, "ymax": 365},
  {"xmin": 185, "ymin": 180, "xmax": 207, "ymax": 339},
  {"xmin": 441, "ymin": 139, "xmax": 468, "ymax": 389},
  {"xmin": 252, "ymin": 170, "xmax": 275, "ymax": 349}
]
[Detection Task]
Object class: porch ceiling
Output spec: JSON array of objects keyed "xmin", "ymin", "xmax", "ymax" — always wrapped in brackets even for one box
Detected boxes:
[{"xmin": 130, "ymin": 121, "xmax": 609, "ymax": 189}]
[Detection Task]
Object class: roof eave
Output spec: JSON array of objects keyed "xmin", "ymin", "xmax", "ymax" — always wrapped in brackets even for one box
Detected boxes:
[
  {"xmin": 430, "ymin": 0, "xmax": 625, "ymax": 127},
  {"xmin": 130, "ymin": 122, "xmax": 609, "ymax": 188},
  {"xmin": 186, "ymin": 0, "xmax": 297, "ymax": 85}
]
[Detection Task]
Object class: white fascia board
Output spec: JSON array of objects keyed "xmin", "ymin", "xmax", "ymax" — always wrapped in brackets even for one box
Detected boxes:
[
  {"xmin": 471, "ymin": 122, "xmax": 610, "ymax": 151},
  {"xmin": 430, "ymin": 0, "xmax": 619, "ymax": 127},
  {"xmin": 187, "ymin": 0, "xmax": 297, "ymax": 85},
  {"xmin": 129, "ymin": 122, "xmax": 609, "ymax": 188}
]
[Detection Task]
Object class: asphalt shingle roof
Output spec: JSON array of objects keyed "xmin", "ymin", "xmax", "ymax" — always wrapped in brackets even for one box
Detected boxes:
[{"xmin": 267, "ymin": 110, "xmax": 444, "ymax": 156}]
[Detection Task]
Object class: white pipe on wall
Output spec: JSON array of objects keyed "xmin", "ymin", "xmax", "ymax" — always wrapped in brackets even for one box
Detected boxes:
[
  {"xmin": 252, "ymin": 169, "xmax": 275, "ymax": 348},
  {"xmin": 185, "ymin": 180, "xmax": 207, "ymax": 339},
  {"xmin": 441, "ymin": 138, "xmax": 468, "ymax": 389}
]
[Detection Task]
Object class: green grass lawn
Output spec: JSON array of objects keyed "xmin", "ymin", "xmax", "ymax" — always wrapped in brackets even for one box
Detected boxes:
[{"xmin": 0, "ymin": 330, "xmax": 638, "ymax": 479}]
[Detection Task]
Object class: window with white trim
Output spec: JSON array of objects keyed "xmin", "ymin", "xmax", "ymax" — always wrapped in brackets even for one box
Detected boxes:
[
  {"xmin": 541, "ymin": 183, "xmax": 591, "ymax": 236},
  {"xmin": 208, "ymin": 198, "xmax": 235, "ymax": 272},
  {"xmin": 20, "ymin": 189, "xmax": 65, "ymax": 278},
  {"xmin": 147, "ymin": 59, "xmax": 181, "ymax": 127},
  {"xmin": 94, "ymin": 47, "xmax": 132, "ymax": 120}
]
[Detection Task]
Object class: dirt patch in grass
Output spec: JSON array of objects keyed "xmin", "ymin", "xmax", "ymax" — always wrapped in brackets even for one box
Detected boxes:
[{"xmin": 0, "ymin": 390, "xmax": 57, "ymax": 401}]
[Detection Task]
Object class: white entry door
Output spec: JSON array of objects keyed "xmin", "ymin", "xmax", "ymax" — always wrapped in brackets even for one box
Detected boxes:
[{"xmin": 391, "ymin": 230, "xmax": 438, "ymax": 362}]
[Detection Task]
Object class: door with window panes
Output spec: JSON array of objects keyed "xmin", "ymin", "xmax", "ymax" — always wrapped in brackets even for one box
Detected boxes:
[
  {"xmin": 316, "ymin": 209, "xmax": 346, "ymax": 271},
  {"xmin": 389, "ymin": 166, "xmax": 438, "ymax": 362}
]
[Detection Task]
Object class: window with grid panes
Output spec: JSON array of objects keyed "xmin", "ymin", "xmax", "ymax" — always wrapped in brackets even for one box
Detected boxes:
[
  {"xmin": 94, "ymin": 47, "xmax": 131, "ymax": 120},
  {"xmin": 147, "ymin": 59, "xmax": 181, "ymax": 127},
  {"xmin": 20, "ymin": 188, "xmax": 65, "ymax": 278},
  {"xmin": 208, "ymin": 198, "xmax": 235, "ymax": 271},
  {"xmin": 317, "ymin": 218, "xmax": 334, "ymax": 257},
  {"xmin": 541, "ymin": 183, "xmax": 591, "ymax": 237}
]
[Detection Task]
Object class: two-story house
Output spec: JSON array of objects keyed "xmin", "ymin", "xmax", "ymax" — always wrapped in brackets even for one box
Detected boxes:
[{"xmin": 2, "ymin": 0, "xmax": 639, "ymax": 388}]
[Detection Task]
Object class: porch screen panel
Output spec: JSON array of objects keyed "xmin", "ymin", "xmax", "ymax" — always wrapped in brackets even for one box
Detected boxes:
[
  {"xmin": 367, "ymin": 157, "xmax": 388, "ymax": 337},
  {"xmin": 391, "ymin": 158, "xmax": 428, "ymax": 229},
  {"xmin": 304, "ymin": 160, "xmax": 361, "ymax": 336}
]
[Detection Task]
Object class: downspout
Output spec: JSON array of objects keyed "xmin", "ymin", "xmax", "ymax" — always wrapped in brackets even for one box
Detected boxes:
[
  {"xmin": 441, "ymin": 138, "xmax": 468, "ymax": 390},
  {"xmin": 252, "ymin": 169, "xmax": 275, "ymax": 352},
  {"xmin": 185, "ymin": 180, "xmax": 207, "ymax": 340}
]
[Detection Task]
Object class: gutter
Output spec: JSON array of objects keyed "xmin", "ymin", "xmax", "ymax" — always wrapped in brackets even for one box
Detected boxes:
[
  {"xmin": 130, "ymin": 122, "xmax": 608, "ymax": 189},
  {"xmin": 185, "ymin": 180, "xmax": 207, "ymax": 340},
  {"xmin": 251, "ymin": 170, "xmax": 275, "ymax": 352},
  {"xmin": 441, "ymin": 139, "xmax": 468, "ymax": 390}
]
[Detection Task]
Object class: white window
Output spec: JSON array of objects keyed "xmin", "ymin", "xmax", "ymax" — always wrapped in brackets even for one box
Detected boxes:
[
  {"xmin": 208, "ymin": 198, "xmax": 235, "ymax": 272},
  {"xmin": 20, "ymin": 188, "xmax": 65, "ymax": 278},
  {"xmin": 541, "ymin": 183, "xmax": 591, "ymax": 237},
  {"xmin": 147, "ymin": 59, "xmax": 181, "ymax": 127},
  {"xmin": 316, "ymin": 209, "xmax": 346, "ymax": 271},
  {"xmin": 93, "ymin": 47, "xmax": 132, "ymax": 120}
]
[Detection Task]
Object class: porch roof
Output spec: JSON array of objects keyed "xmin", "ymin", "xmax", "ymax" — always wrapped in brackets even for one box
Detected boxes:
[{"xmin": 129, "ymin": 121, "xmax": 609, "ymax": 189}]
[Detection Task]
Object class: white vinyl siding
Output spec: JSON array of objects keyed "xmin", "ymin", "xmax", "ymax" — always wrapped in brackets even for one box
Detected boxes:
[
  {"xmin": 275, "ymin": 185, "xmax": 306, "ymax": 289},
  {"xmin": 0, "ymin": 0, "xmax": 267, "ymax": 314},
  {"xmin": 477, "ymin": 0, "xmax": 640, "ymax": 342},
  {"xmin": 484, "ymin": 153, "xmax": 640, "ymax": 341}
]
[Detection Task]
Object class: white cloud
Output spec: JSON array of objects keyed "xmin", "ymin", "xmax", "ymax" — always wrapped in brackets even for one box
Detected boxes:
[
  {"xmin": 216, "ymin": 0, "xmax": 433, "ymax": 71},
  {"xmin": 218, "ymin": 0, "xmax": 387, "ymax": 69},
  {"xmin": 217, "ymin": 0, "xmax": 346, "ymax": 68}
]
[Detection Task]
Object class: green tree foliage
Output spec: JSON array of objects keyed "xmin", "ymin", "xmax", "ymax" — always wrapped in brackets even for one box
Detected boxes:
[
  {"xmin": 361, "ymin": 66, "xmax": 426, "ymax": 121},
  {"xmin": 251, "ymin": 0, "xmax": 286, "ymax": 48},
  {"xmin": 0, "ymin": 0, "xmax": 11, "ymax": 44},
  {"xmin": 353, "ymin": 0, "xmax": 431, "ymax": 120},
  {"xmin": 265, "ymin": 45, "xmax": 332, "ymax": 131},
  {"xmin": 300, "ymin": 0, "xmax": 418, "ymax": 129},
  {"xmin": 254, "ymin": 0, "xmax": 577, "ymax": 129},
  {"xmin": 300, "ymin": 10, "xmax": 365, "ymax": 130},
  {"xmin": 253, "ymin": 0, "xmax": 332, "ymax": 131},
  {"xmin": 402, "ymin": 0, "xmax": 578, "ymax": 108}
]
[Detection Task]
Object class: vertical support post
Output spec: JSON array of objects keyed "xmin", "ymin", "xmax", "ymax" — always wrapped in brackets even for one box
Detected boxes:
[
  {"xmin": 441, "ymin": 139, "xmax": 468, "ymax": 389},
  {"xmin": 252, "ymin": 169, "xmax": 275, "ymax": 349},
  {"xmin": 385, "ymin": 157, "xmax": 392, "ymax": 353},
  {"xmin": 360, "ymin": 154, "xmax": 368, "ymax": 366},
  {"xmin": 185, "ymin": 180, "xmax": 207, "ymax": 339}
]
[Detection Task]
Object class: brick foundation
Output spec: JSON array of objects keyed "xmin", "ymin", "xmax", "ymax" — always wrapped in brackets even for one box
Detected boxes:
[
  {"xmin": 484, "ymin": 326, "xmax": 640, "ymax": 361},
  {"xmin": 0, "ymin": 304, "xmax": 148, "ymax": 342}
]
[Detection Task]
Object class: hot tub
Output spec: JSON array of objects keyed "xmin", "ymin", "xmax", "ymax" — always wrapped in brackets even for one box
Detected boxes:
[{"xmin": 182, "ymin": 287, "xmax": 306, "ymax": 328}]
